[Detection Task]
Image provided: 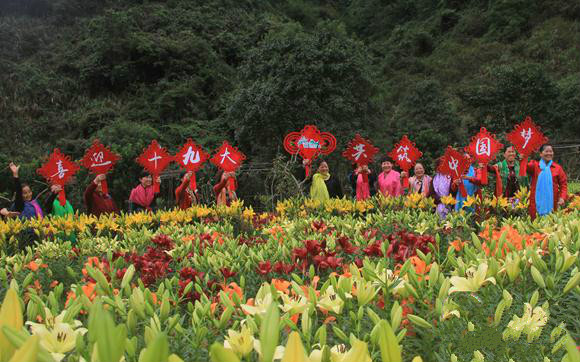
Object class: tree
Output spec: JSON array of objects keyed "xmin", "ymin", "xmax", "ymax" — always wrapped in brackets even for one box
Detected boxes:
[{"xmin": 223, "ymin": 21, "xmax": 380, "ymax": 160}]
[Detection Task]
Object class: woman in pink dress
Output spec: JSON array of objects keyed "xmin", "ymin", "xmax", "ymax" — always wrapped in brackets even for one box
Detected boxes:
[{"xmin": 377, "ymin": 159, "xmax": 403, "ymax": 197}]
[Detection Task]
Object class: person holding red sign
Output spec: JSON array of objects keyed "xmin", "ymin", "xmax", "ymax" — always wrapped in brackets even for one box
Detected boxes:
[
  {"xmin": 487, "ymin": 146, "xmax": 530, "ymax": 198},
  {"xmin": 214, "ymin": 170, "xmax": 238, "ymax": 206},
  {"xmin": 526, "ymin": 144, "xmax": 568, "ymax": 219},
  {"xmin": 454, "ymin": 154, "xmax": 484, "ymax": 212},
  {"xmin": 377, "ymin": 158, "xmax": 403, "ymax": 198},
  {"xmin": 429, "ymin": 157, "xmax": 452, "ymax": 219},
  {"xmin": 176, "ymin": 171, "xmax": 199, "ymax": 209},
  {"xmin": 129, "ymin": 172, "xmax": 160, "ymax": 213},
  {"xmin": 84, "ymin": 174, "xmax": 119, "ymax": 216},
  {"xmin": 303, "ymin": 159, "xmax": 343, "ymax": 202},
  {"xmin": 348, "ymin": 164, "xmax": 376, "ymax": 201},
  {"xmin": 9, "ymin": 162, "xmax": 44, "ymax": 220}
]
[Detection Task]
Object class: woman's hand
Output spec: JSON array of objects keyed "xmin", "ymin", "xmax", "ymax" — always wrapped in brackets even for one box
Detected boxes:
[
  {"xmin": 50, "ymin": 184, "xmax": 62, "ymax": 194},
  {"xmin": 558, "ymin": 197, "xmax": 565, "ymax": 207},
  {"xmin": 94, "ymin": 174, "xmax": 106, "ymax": 184},
  {"xmin": 400, "ymin": 171, "xmax": 408, "ymax": 178},
  {"xmin": 9, "ymin": 162, "xmax": 19, "ymax": 178}
]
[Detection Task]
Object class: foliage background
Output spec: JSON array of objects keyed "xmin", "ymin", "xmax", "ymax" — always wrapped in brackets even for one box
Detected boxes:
[{"xmin": 1, "ymin": 0, "xmax": 579, "ymax": 209}]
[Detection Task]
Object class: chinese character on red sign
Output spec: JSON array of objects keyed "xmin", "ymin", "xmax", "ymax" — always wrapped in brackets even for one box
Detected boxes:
[
  {"xmin": 465, "ymin": 128, "xmax": 503, "ymax": 184},
  {"xmin": 136, "ymin": 140, "xmax": 173, "ymax": 193},
  {"xmin": 81, "ymin": 140, "xmax": 120, "ymax": 195},
  {"xmin": 175, "ymin": 139, "xmax": 210, "ymax": 191},
  {"xmin": 388, "ymin": 135, "xmax": 422, "ymax": 188},
  {"xmin": 342, "ymin": 134, "xmax": 379, "ymax": 166},
  {"xmin": 37, "ymin": 149, "xmax": 80, "ymax": 205},
  {"xmin": 210, "ymin": 141, "xmax": 246, "ymax": 173},
  {"xmin": 438, "ymin": 146, "xmax": 471, "ymax": 197},
  {"xmin": 506, "ymin": 116, "xmax": 548, "ymax": 176},
  {"xmin": 284, "ymin": 125, "xmax": 336, "ymax": 176}
]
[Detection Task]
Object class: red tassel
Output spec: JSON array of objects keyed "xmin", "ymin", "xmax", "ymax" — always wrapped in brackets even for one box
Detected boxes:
[
  {"xmin": 189, "ymin": 172, "xmax": 197, "ymax": 191},
  {"xmin": 481, "ymin": 166, "xmax": 488, "ymax": 185},
  {"xmin": 58, "ymin": 189, "xmax": 66, "ymax": 206},
  {"xmin": 101, "ymin": 179, "xmax": 108, "ymax": 195},
  {"xmin": 362, "ymin": 171, "xmax": 368, "ymax": 184},
  {"xmin": 403, "ymin": 175, "xmax": 409, "ymax": 189},
  {"xmin": 459, "ymin": 183, "xmax": 468, "ymax": 198},
  {"xmin": 519, "ymin": 157, "xmax": 528, "ymax": 177},
  {"xmin": 153, "ymin": 176, "xmax": 160, "ymax": 194},
  {"xmin": 494, "ymin": 167, "xmax": 503, "ymax": 197},
  {"xmin": 305, "ymin": 165, "xmax": 311, "ymax": 178}
]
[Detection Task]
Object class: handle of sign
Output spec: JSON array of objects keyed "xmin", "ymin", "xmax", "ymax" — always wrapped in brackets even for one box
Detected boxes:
[
  {"xmin": 227, "ymin": 176, "xmax": 236, "ymax": 192},
  {"xmin": 519, "ymin": 157, "xmax": 528, "ymax": 177},
  {"xmin": 101, "ymin": 179, "xmax": 108, "ymax": 195},
  {"xmin": 481, "ymin": 166, "xmax": 488, "ymax": 185},
  {"xmin": 459, "ymin": 182, "xmax": 467, "ymax": 198},
  {"xmin": 58, "ymin": 188, "xmax": 66, "ymax": 206},
  {"xmin": 189, "ymin": 172, "xmax": 197, "ymax": 191}
]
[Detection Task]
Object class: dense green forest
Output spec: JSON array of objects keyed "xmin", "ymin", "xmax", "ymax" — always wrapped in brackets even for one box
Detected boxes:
[{"xmin": 1, "ymin": 0, "xmax": 579, "ymax": 209}]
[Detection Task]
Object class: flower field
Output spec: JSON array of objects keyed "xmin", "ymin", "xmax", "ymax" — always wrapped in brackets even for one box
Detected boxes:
[{"xmin": 1, "ymin": 194, "xmax": 580, "ymax": 362}]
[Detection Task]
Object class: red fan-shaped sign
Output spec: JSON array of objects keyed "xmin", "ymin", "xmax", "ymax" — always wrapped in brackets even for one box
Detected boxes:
[
  {"xmin": 438, "ymin": 146, "xmax": 471, "ymax": 198},
  {"xmin": 81, "ymin": 140, "xmax": 120, "ymax": 195},
  {"xmin": 388, "ymin": 135, "xmax": 422, "ymax": 188},
  {"xmin": 342, "ymin": 134, "xmax": 379, "ymax": 166},
  {"xmin": 465, "ymin": 128, "xmax": 503, "ymax": 184},
  {"xmin": 37, "ymin": 149, "xmax": 80, "ymax": 205},
  {"xmin": 506, "ymin": 116, "xmax": 548, "ymax": 176},
  {"xmin": 175, "ymin": 139, "xmax": 210, "ymax": 191},
  {"xmin": 284, "ymin": 125, "xmax": 336, "ymax": 176},
  {"xmin": 136, "ymin": 140, "xmax": 173, "ymax": 193}
]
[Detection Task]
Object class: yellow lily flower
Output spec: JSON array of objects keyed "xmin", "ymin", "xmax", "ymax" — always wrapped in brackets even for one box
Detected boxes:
[
  {"xmin": 223, "ymin": 324, "xmax": 254, "ymax": 357},
  {"xmin": 26, "ymin": 308, "xmax": 87, "ymax": 362},
  {"xmin": 281, "ymin": 332, "xmax": 310, "ymax": 362},
  {"xmin": 441, "ymin": 195, "xmax": 457, "ymax": 206},
  {"xmin": 240, "ymin": 292, "xmax": 273, "ymax": 316},
  {"xmin": 502, "ymin": 303, "xmax": 548, "ymax": 343},
  {"xmin": 0, "ymin": 288, "xmax": 23, "ymax": 362},
  {"xmin": 279, "ymin": 294, "xmax": 308, "ymax": 315},
  {"xmin": 317, "ymin": 286, "xmax": 349, "ymax": 314},
  {"xmin": 449, "ymin": 264, "xmax": 496, "ymax": 294}
]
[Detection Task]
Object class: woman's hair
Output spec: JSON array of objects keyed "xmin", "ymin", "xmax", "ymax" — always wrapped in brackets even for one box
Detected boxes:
[
  {"xmin": 21, "ymin": 183, "xmax": 30, "ymax": 190},
  {"xmin": 539, "ymin": 144, "xmax": 553, "ymax": 153},
  {"xmin": 316, "ymin": 159, "xmax": 328, "ymax": 169},
  {"xmin": 380, "ymin": 157, "xmax": 392, "ymax": 164},
  {"xmin": 139, "ymin": 170, "xmax": 150, "ymax": 179}
]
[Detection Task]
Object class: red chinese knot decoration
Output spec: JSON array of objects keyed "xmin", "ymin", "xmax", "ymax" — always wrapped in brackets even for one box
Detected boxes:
[
  {"xmin": 37, "ymin": 149, "xmax": 80, "ymax": 206},
  {"xmin": 284, "ymin": 125, "xmax": 336, "ymax": 176},
  {"xmin": 506, "ymin": 116, "xmax": 548, "ymax": 176},
  {"xmin": 465, "ymin": 128, "xmax": 503, "ymax": 185},
  {"xmin": 136, "ymin": 140, "xmax": 173, "ymax": 193},
  {"xmin": 210, "ymin": 141, "xmax": 246, "ymax": 192},
  {"xmin": 388, "ymin": 135, "xmax": 422, "ymax": 188},
  {"xmin": 438, "ymin": 146, "xmax": 471, "ymax": 198},
  {"xmin": 174, "ymin": 139, "xmax": 210, "ymax": 191},
  {"xmin": 81, "ymin": 140, "xmax": 120, "ymax": 195},
  {"xmin": 342, "ymin": 134, "xmax": 379, "ymax": 166}
]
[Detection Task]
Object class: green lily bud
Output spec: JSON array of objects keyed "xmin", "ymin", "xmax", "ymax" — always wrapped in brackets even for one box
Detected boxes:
[
  {"xmin": 530, "ymin": 290, "xmax": 539, "ymax": 308},
  {"xmin": 563, "ymin": 271, "xmax": 580, "ymax": 295},
  {"xmin": 530, "ymin": 266, "xmax": 546, "ymax": 289}
]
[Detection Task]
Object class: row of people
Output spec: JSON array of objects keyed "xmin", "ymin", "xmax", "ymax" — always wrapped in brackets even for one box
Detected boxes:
[
  {"xmin": 307, "ymin": 144, "xmax": 568, "ymax": 219},
  {"xmin": 1, "ymin": 144, "xmax": 568, "ymax": 221},
  {"xmin": 1, "ymin": 164, "xmax": 239, "ymax": 220}
]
